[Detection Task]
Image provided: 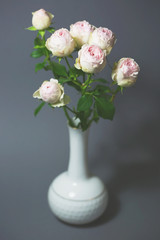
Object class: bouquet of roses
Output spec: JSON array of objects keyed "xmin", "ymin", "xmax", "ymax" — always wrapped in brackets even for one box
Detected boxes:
[{"xmin": 26, "ymin": 9, "xmax": 140, "ymax": 131}]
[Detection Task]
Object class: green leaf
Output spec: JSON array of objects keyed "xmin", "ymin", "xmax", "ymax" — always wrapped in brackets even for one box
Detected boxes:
[
  {"xmin": 34, "ymin": 45, "xmax": 46, "ymax": 49},
  {"xmin": 34, "ymin": 37, "xmax": 43, "ymax": 46},
  {"xmin": 46, "ymin": 27, "xmax": 55, "ymax": 33},
  {"xmin": 111, "ymin": 81, "xmax": 117, "ymax": 86},
  {"xmin": 76, "ymin": 109, "xmax": 92, "ymax": 131},
  {"xmin": 77, "ymin": 95, "xmax": 93, "ymax": 111},
  {"xmin": 35, "ymin": 62, "xmax": 46, "ymax": 73},
  {"xmin": 26, "ymin": 26, "xmax": 37, "ymax": 31},
  {"xmin": 44, "ymin": 65, "xmax": 52, "ymax": 71},
  {"xmin": 52, "ymin": 61, "xmax": 68, "ymax": 77},
  {"xmin": 30, "ymin": 49, "xmax": 44, "ymax": 58},
  {"xmin": 93, "ymin": 85, "xmax": 112, "ymax": 95},
  {"xmin": 93, "ymin": 108, "xmax": 99, "ymax": 123},
  {"xmin": 84, "ymin": 109, "xmax": 92, "ymax": 119},
  {"xmin": 69, "ymin": 67, "xmax": 83, "ymax": 78},
  {"xmin": 67, "ymin": 81, "xmax": 81, "ymax": 92},
  {"xmin": 34, "ymin": 102, "xmax": 45, "ymax": 116},
  {"xmin": 93, "ymin": 78, "xmax": 108, "ymax": 83},
  {"xmin": 95, "ymin": 96, "xmax": 115, "ymax": 120},
  {"xmin": 38, "ymin": 30, "xmax": 45, "ymax": 38},
  {"xmin": 59, "ymin": 77, "xmax": 72, "ymax": 84}
]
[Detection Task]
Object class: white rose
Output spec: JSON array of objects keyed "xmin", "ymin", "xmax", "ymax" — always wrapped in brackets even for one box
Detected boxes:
[
  {"xmin": 70, "ymin": 20, "xmax": 94, "ymax": 48},
  {"xmin": 89, "ymin": 27, "xmax": 116, "ymax": 55},
  {"xmin": 75, "ymin": 44, "xmax": 106, "ymax": 74},
  {"xmin": 32, "ymin": 9, "xmax": 54, "ymax": 30},
  {"xmin": 112, "ymin": 58, "xmax": 140, "ymax": 87},
  {"xmin": 33, "ymin": 78, "xmax": 70, "ymax": 107},
  {"xmin": 45, "ymin": 28, "xmax": 75, "ymax": 57}
]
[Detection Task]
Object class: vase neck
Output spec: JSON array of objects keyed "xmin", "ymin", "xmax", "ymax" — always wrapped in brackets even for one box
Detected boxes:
[{"xmin": 67, "ymin": 126, "xmax": 90, "ymax": 180}]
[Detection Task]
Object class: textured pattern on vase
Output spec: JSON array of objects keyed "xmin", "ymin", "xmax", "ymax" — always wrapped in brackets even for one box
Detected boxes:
[{"xmin": 48, "ymin": 187, "xmax": 108, "ymax": 225}]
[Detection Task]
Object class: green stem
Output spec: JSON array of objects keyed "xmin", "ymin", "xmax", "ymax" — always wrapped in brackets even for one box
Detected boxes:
[
  {"xmin": 64, "ymin": 57, "xmax": 71, "ymax": 70},
  {"xmin": 83, "ymin": 72, "xmax": 85, "ymax": 83},
  {"xmin": 72, "ymin": 80, "xmax": 82, "ymax": 88},
  {"xmin": 111, "ymin": 86, "xmax": 121, "ymax": 102},
  {"xmin": 82, "ymin": 74, "xmax": 92, "ymax": 94},
  {"xmin": 65, "ymin": 105, "xmax": 76, "ymax": 114},
  {"xmin": 64, "ymin": 57, "xmax": 82, "ymax": 89},
  {"xmin": 47, "ymin": 57, "xmax": 52, "ymax": 66},
  {"xmin": 63, "ymin": 106, "xmax": 75, "ymax": 127},
  {"xmin": 47, "ymin": 56, "xmax": 59, "ymax": 78},
  {"xmin": 47, "ymin": 58, "xmax": 54, "ymax": 76}
]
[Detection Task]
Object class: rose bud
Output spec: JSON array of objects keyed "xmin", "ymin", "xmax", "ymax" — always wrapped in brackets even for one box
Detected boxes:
[
  {"xmin": 89, "ymin": 27, "xmax": 116, "ymax": 55},
  {"xmin": 33, "ymin": 78, "xmax": 70, "ymax": 107},
  {"xmin": 32, "ymin": 9, "xmax": 54, "ymax": 30},
  {"xmin": 112, "ymin": 58, "xmax": 140, "ymax": 87},
  {"xmin": 70, "ymin": 20, "xmax": 95, "ymax": 48},
  {"xmin": 75, "ymin": 44, "xmax": 106, "ymax": 74},
  {"xmin": 45, "ymin": 28, "xmax": 75, "ymax": 57}
]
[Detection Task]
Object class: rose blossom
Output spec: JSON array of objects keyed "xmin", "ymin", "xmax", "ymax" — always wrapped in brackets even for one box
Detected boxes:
[
  {"xmin": 33, "ymin": 79, "xmax": 70, "ymax": 107},
  {"xmin": 32, "ymin": 9, "xmax": 54, "ymax": 30},
  {"xmin": 89, "ymin": 27, "xmax": 116, "ymax": 55},
  {"xmin": 70, "ymin": 20, "xmax": 94, "ymax": 48},
  {"xmin": 45, "ymin": 28, "xmax": 75, "ymax": 57},
  {"xmin": 112, "ymin": 58, "xmax": 140, "ymax": 87},
  {"xmin": 75, "ymin": 44, "xmax": 106, "ymax": 73}
]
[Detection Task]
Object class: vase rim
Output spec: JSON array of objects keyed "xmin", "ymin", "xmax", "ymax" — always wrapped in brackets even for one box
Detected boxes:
[
  {"xmin": 68, "ymin": 124, "xmax": 90, "ymax": 132},
  {"xmin": 67, "ymin": 117, "xmax": 90, "ymax": 132}
]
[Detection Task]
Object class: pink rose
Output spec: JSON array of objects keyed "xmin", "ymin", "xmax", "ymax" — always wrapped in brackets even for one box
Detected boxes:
[
  {"xmin": 46, "ymin": 28, "xmax": 75, "ymax": 57},
  {"xmin": 75, "ymin": 44, "xmax": 106, "ymax": 73},
  {"xmin": 70, "ymin": 20, "xmax": 94, "ymax": 48},
  {"xmin": 89, "ymin": 27, "xmax": 116, "ymax": 55},
  {"xmin": 112, "ymin": 58, "xmax": 140, "ymax": 87},
  {"xmin": 33, "ymin": 79, "xmax": 70, "ymax": 107},
  {"xmin": 32, "ymin": 9, "xmax": 54, "ymax": 30},
  {"xmin": 39, "ymin": 80, "xmax": 62, "ymax": 103}
]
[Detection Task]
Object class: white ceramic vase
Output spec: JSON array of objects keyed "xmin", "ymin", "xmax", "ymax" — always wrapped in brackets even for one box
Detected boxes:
[{"xmin": 48, "ymin": 124, "xmax": 108, "ymax": 225}]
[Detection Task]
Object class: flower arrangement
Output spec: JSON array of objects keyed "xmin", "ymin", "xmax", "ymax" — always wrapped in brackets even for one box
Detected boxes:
[{"xmin": 26, "ymin": 9, "xmax": 140, "ymax": 131}]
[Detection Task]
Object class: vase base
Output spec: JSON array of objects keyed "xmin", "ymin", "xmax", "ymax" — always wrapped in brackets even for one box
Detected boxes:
[{"xmin": 48, "ymin": 182, "xmax": 108, "ymax": 225}]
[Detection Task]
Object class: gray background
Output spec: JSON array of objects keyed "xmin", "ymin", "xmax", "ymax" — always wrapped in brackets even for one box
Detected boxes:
[{"xmin": 0, "ymin": 0, "xmax": 160, "ymax": 239}]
